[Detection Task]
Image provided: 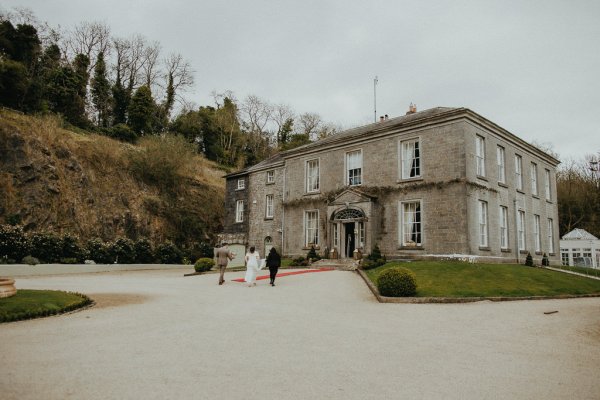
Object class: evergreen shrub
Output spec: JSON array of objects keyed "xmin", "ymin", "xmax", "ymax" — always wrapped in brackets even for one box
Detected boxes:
[
  {"xmin": 86, "ymin": 238, "xmax": 111, "ymax": 264},
  {"xmin": 61, "ymin": 233, "xmax": 84, "ymax": 261},
  {"xmin": 108, "ymin": 237, "xmax": 136, "ymax": 263},
  {"xmin": 0, "ymin": 224, "xmax": 29, "ymax": 262},
  {"xmin": 525, "ymin": 252, "xmax": 534, "ymax": 267},
  {"xmin": 155, "ymin": 241, "xmax": 182, "ymax": 264},
  {"xmin": 376, "ymin": 267, "xmax": 417, "ymax": 297},
  {"xmin": 290, "ymin": 257, "xmax": 309, "ymax": 267},
  {"xmin": 194, "ymin": 258, "xmax": 214, "ymax": 272},
  {"xmin": 306, "ymin": 246, "xmax": 320, "ymax": 262},
  {"xmin": 22, "ymin": 255, "xmax": 39, "ymax": 265},
  {"xmin": 134, "ymin": 238, "xmax": 154, "ymax": 263},
  {"xmin": 29, "ymin": 231, "xmax": 62, "ymax": 263},
  {"xmin": 542, "ymin": 253, "xmax": 549, "ymax": 266}
]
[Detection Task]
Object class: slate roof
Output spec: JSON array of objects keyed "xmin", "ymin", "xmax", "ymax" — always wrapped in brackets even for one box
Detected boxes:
[
  {"xmin": 561, "ymin": 228, "xmax": 599, "ymax": 241},
  {"xmin": 285, "ymin": 107, "xmax": 459, "ymax": 154}
]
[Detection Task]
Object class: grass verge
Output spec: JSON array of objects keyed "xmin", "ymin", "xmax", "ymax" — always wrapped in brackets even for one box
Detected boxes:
[
  {"xmin": 0, "ymin": 290, "xmax": 92, "ymax": 323},
  {"xmin": 364, "ymin": 261, "xmax": 600, "ymax": 298}
]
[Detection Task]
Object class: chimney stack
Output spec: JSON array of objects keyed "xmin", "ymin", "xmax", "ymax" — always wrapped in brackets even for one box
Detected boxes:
[
  {"xmin": 406, "ymin": 103, "xmax": 417, "ymax": 115},
  {"xmin": 379, "ymin": 116, "xmax": 385, "ymax": 122},
  {"xmin": 384, "ymin": 114, "xmax": 389, "ymax": 120}
]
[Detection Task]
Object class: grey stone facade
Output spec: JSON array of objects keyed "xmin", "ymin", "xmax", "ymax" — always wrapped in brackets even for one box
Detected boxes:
[{"xmin": 222, "ymin": 107, "xmax": 561, "ymax": 265}]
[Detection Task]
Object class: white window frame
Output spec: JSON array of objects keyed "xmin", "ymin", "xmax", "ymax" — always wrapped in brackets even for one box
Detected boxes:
[
  {"xmin": 399, "ymin": 200, "xmax": 423, "ymax": 247},
  {"xmin": 500, "ymin": 206, "xmax": 509, "ymax": 249},
  {"xmin": 544, "ymin": 169, "xmax": 551, "ymax": 201},
  {"xmin": 547, "ymin": 218, "xmax": 554, "ymax": 254},
  {"xmin": 478, "ymin": 200, "xmax": 488, "ymax": 247},
  {"xmin": 476, "ymin": 135, "xmax": 486, "ymax": 177},
  {"xmin": 266, "ymin": 170, "xmax": 275, "ymax": 184},
  {"xmin": 497, "ymin": 146, "xmax": 506, "ymax": 184},
  {"xmin": 534, "ymin": 214, "xmax": 541, "ymax": 252},
  {"xmin": 235, "ymin": 200, "xmax": 244, "ymax": 223},
  {"xmin": 515, "ymin": 155, "xmax": 523, "ymax": 191},
  {"xmin": 346, "ymin": 149, "xmax": 362, "ymax": 186},
  {"xmin": 517, "ymin": 210, "xmax": 525, "ymax": 251},
  {"xmin": 306, "ymin": 159, "xmax": 320, "ymax": 193},
  {"xmin": 237, "ymin": 178, "xmax": 245, "ymax": 190},
  {"xmin": 399, "ymin": 138, "xmax": 421, "ymax": 179},
  {"xmin": 265, "ymin": 194, "xmax": 274, "ymax": 219},
  {"xmin": 561, "ymin": 249, "xmax": 569, "ymax": 265},
  {"xmin": 332, "ymin": 223, "xmax": 339, "ymax": 249},
  {"xmin": 531, "ymin": 163, "xmax": 538, "ymax": 196},
  {"xmin": 304, "ymin": 210, "xmax": 319, "ymax": 247}
]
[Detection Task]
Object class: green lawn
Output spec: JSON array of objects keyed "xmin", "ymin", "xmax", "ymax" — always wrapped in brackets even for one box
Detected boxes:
[
  {"xmin": 365, "ymin": 261, "xmax": 600, "ymax": 297},
  {"xmin": 0, "ymin": 290, "xmax": 91, "ymax": 323}
]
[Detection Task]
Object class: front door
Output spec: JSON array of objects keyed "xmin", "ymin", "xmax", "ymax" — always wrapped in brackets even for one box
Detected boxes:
[{"xmin": 344, "ymin": 222, "xmax": 355, "ymax": 258}]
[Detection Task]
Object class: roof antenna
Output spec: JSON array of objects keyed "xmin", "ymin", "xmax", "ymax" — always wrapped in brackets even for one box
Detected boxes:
[{"xmin": 373, "ymin": 76, "xmax": 378, "ymax": 123}]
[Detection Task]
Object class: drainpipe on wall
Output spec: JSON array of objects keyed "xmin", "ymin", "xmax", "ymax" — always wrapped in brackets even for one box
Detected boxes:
[
  {"xmin": 514, "ymin": 198, "xmax": 519, "ymax": 264},
  {"xmin": 281, "ymin": 167, "xmax": 286, "ymax": 256}
]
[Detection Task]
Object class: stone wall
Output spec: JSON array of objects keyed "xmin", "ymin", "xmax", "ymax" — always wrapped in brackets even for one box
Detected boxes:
[
  {"xmin": 223, "ymin": 175, "xmax": 248, "ymax": 235},
  {"xmin": 247, "ymin": 167, "xmax": 284, "ymax": 256}
]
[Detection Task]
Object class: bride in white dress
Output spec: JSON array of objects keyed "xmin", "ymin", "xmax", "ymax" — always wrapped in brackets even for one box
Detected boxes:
[{"xmin": 244, "ymin": 246, "xmax": 260, "ymax": 287}]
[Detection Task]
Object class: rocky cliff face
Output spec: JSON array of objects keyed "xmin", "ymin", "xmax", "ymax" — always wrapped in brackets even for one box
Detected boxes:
[{"xmin": 0, "ymin": 109, "xmax": 225, "ymax": 245}]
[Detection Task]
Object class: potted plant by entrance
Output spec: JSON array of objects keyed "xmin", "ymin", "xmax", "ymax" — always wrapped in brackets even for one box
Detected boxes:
[{"xmin": 0, "ymin": 277, "xmax": 17, "ymax": 298}]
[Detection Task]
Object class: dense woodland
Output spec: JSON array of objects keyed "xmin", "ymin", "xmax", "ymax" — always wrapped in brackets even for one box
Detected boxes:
[
  {"xmin": 0, "ymin": 9, "xmax": 340, "ymax": 168},
  {"xmin": 1, "ymin": 8, "xmax": 599, "ymax": 241}
]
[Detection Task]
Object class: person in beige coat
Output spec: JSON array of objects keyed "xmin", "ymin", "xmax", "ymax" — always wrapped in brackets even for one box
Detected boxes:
[{"xmin": 215, "ymin": 243, "xmax": 234, "ymax": 285}]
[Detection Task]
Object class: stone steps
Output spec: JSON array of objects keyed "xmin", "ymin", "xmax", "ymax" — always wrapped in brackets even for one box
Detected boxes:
[{"xmin": 310, "ymin": 259, "xmax": 359, "ymax": 271}]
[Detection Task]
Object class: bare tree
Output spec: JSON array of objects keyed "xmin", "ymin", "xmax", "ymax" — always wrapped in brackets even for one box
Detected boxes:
[
  {"xmin": 273, "ymin": 103, "xmax": 295, "ymax": 144},
  {"xmin": 162, "ymin": 52, "xmax": 194, "ymax": 115},
  {"xmin": 64, "ymin": 21, "xmax": 111, "ymax": 72},
  {"xmin": 297, "ymin": 112, "xmax": 323, "ymax": 140},
  {"xmin": 141, "ymin": 41, "xmax": 161, "ymax": 90},
  {"xmin": 240, "ymin": 95, "xmax": 274, "ymax": 139}
]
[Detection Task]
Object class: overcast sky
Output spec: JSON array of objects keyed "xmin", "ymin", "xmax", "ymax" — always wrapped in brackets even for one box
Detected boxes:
[{"xmin": 3, "ymin": 0, "xmax": 599, "ymax": 162}]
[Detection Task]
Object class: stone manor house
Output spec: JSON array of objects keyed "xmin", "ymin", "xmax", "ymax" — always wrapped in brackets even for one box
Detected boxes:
[{"xmin": 220, "ymin": 106, "xmax": 560, "ymax": 265}]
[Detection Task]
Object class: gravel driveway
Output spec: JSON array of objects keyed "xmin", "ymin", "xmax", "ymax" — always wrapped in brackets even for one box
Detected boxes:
[{"xmin": 1, "ymin": 268, "xmax": 599, "ymax": 400}]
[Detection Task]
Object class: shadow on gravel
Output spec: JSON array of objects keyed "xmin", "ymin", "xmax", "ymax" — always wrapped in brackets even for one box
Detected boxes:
[{"xmin": 89, "ymin": 293, "xmax": 152, "ymax": 308}]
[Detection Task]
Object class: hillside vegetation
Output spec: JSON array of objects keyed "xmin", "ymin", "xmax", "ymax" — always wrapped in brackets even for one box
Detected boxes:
[{"xmin": 0, "ymin": 109, "xmax": 225, "ymax": 247}]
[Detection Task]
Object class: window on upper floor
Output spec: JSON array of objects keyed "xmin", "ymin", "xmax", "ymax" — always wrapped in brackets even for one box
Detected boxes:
[
  {"xmin": 399, "ymin": 200, "xmax": 422, "ymax": 246},
  {"xmin": 400, "ymin": 138, "xmax": 421, "ymax": 179},
  {"xmin": 515, "ymin": 155, "xmax": 523, "ymax": 191},
  {"xmin": 544, "ymin": 169, "xmax": 551, "ymax": 201},
  {"xmin": 497, "ymin": 146, "xmax": 506, "ymax": 184},
  {"xmin": 237, "ymin": 179, "xmax": 245, "ymax": 190},
  {"xmin": 478, "ymin": 200, "xmax": 488, "ymax": 247},
  {"xmin": 266, "ymin": 170, "xmax": 275, "ymax": 184},
  {"xmin": 531, "ymin": 163, "xmax": 538, "ymax": 196},
  {"xmin": 476, "ymin": 135, "xmax": 486, "ymax": 177},
  {"xmin": 304, "ymin": 210, "xmax": 319, "ymax": 246},
  {"xmin": 235, "ymin": 200, "xmax": 244, "ymax": 223},
  {"xmin": 306, "ymin": 159, "xmax": 319, "ymax": 193},
  {"xmin": 346, "ymin": 150, "xmax": 362, "ymax": 186}
]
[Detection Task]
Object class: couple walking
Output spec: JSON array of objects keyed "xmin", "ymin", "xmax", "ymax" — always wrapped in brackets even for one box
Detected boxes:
[
  {"xmin": 244, "ymin": 246, "xmax": 281, "ymax": 287},
  {"xmin": 215, "ymin": 243, "xmax": 281, "ymax": 286}
]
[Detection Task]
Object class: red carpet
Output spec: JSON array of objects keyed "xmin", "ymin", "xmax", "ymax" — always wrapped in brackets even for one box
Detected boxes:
[{"xmin": 231, "ymin": 268, "xmax": 334, "ymax": 282}]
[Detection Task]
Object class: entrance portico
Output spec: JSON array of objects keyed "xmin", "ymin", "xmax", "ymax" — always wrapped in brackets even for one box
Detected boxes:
[{"xmin": 327, "ymin": 189, "xmax": 376, "ymax": 259}]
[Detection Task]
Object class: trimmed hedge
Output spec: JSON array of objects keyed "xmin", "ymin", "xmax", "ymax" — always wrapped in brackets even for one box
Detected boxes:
[
  {"xmin": 0, "ymin": 290, "xmax": 92, "ymax": 323},
  {"xmin": 376, "ymin": 267, "xmax": 417, "ymax": 297},
  {"xmin": 194, "ymin": 258, "xmax": 215, "ymax": 273}
]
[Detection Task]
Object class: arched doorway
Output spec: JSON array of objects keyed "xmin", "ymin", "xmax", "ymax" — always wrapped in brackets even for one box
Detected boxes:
[
  {"xmin": 264, "ymin": 236, "xmax": 273, "ymax": 257},
  {"xmin": 331, "ymin": 208, "xmax": 367, "ymax": 258}
]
